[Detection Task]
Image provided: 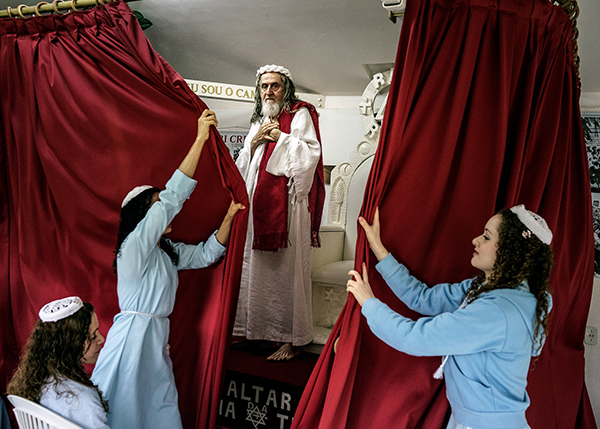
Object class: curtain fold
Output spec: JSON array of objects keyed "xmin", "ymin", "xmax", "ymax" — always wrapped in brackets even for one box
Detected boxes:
[
  {"xmin": 0, "ymin": 3, "xmax": 249, "ymax": 428},
  {"xmin": 292, "ymin": 0, "xmax": 596, "ymax": 427}
]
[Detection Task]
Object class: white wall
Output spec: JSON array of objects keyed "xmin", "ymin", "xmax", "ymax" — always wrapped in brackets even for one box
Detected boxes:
[
  {"xmin": 586, "ymin": 279, "xmax": 600, "ymax": 427},
  {"xmin": 319, "ymin": 96, "xmax": 366, "ymax": 167},
  {"xmin": 582, "ymin": 99, "xmax": 600, "ymax": 426}
]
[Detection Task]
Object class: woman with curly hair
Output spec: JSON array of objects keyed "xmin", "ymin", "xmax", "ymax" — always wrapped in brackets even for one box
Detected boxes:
[
  {"xmin": 8, "ymin": 297, "xmax": 109, "ymax": 429},
  {"xmin": 346, "ymin": 205, "xmax": 553, "ymax": 429},
  {"xmin": 91, "ymin": 110, "xmax": 244, "ymax": 429}
]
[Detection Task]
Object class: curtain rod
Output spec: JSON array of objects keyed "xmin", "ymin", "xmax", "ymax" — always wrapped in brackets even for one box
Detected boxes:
[{"xmin": 0, "ymin": 0, "xmax": 135, "ymax": 18}]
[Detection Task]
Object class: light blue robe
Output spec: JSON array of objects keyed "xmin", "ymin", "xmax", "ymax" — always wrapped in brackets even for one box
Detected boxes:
[
  {"xmin": 363, "ymin": 254, "xmax": 549, "ymax": 429},
  {"xmin": 40, "ymin": 378, "xmax": 110, "ymax": 429},
  {"xmin": 91, "ymin": 170, "xmax": 225, "ymax": 429}
]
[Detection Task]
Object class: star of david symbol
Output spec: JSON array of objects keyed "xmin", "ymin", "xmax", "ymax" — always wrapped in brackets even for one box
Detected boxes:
[
  {"xmin": 246, "ymin": 402, "xmax": 267, "ymax": 428},
  {"xmin": 324, "ymin": 287, "xmax": 346, "ymax": 305}
]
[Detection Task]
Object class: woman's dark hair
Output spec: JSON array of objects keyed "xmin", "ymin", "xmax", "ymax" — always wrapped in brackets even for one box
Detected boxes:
[
  {"xmin": 113, "ymin": 187, "xmax": 179, "ymax": 271},
  {"xmin": 7, "ymin": 302, "xmax": 109, "ymax": 412},
  {"xmin": 467, "ymin": 208, "xmax": 553, "ymax": 354}
]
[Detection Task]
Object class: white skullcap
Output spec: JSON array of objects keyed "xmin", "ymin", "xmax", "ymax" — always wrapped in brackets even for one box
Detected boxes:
[
  {"xmin": 39, "ymin": 296, "xmax": 83, "ymax": 323},
  {"xmin": 256, "ymin": 64, "xmax": 292, "ymax": 80},
  {"xmin": 122, "ymin": 185, "xmax": 153, "ymax": 208},
  {"xmin": 510, "ymin": 204, "xmax": 553, "ymax": 245}
]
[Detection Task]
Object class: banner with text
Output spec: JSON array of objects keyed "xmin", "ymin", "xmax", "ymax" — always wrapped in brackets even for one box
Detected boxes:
[
  {"xmin": 217, "ymin": 370, "xmax": 304, "ymax": 429},
  {"xmin": 185, "ymin": 79, "xmax": 324, "ymax": 108}
]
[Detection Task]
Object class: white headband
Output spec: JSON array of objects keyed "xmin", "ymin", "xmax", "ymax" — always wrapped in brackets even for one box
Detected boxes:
[
  {"xmin": 39, "ymin": 296, "xmax": 83, "ymax": 323},
  {"xmin": 510, "ymin": 204, "xmax": 553, "ymax": 245},
  {"xmin": 121, "ymin": 185, "xmax": 153, "ymax": 208},
  {"xmin": 256, "ymin": 64, "xmax": 292, "ymax": 80}
]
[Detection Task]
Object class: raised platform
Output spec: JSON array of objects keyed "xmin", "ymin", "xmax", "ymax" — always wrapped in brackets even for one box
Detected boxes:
[{"xmin": 216, "ymin": 341, "xmax": 319, "ymax": 429}]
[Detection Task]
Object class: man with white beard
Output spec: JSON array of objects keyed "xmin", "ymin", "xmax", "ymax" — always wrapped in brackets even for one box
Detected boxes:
[{"xmin": 233, "ymin": 64, "xmax": 325, "ymax": 361}]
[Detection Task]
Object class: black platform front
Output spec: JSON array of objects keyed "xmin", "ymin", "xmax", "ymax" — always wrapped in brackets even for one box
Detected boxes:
[{"xmin": 216, "ymin": 342, "xmax": 319, "ymax": 429}]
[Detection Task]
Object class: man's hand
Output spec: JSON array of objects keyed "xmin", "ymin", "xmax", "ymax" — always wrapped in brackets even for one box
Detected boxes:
[
  {"xmin": 268, "ymin": 120, "xmax": 281, "ymax": 141},
  {"xmin": 251, "ymin": 120, "xmax": 280, "ymax": 157}
]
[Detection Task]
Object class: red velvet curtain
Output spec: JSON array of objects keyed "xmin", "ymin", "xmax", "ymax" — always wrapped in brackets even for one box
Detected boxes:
[
  {"xmin": 292, "ymin": 0, "xmax": 597, "ymax": 428},
  {"xmin": 0, "ymin": 3, "xmax": 249, "ymax": 428}
]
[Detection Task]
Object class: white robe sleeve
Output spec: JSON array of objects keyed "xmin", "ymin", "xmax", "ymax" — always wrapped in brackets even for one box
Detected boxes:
[
  {"xmin": 265, "ymin": 108, "xmax": 321, "ymax": 201},
  {"xmin": 235, "ymin": 122, "xmax": 261, "ymax": 181}
]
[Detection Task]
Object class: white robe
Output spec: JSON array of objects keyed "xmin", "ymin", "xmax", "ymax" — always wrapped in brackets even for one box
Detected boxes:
[{"xmin": 233, "ymin": 107, "xmax": 321, "ymax": 346}]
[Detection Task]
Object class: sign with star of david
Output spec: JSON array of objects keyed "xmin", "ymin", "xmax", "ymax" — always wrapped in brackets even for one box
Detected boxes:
[{"xmin": 217, "ymin": 370, "xmax": 304, "ymax": 429}]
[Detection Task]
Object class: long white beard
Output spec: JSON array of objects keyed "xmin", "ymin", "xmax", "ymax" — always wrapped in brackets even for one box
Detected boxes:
[{"xmin": 261, "ymin": 100, "xmax": 283, "ymax": 119}]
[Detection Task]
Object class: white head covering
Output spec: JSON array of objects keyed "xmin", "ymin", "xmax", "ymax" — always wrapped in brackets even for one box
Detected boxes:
[
  {"xmin": 509, "ymin": 204, "xmax": 553, "ymax": 245},
  {"xmin": 256, "ymin": 64, "xmax": 292, "ymax": 80},
  {"xmin": 122, "ymin": 185, "xmax": 153, "ymax": 208},
  {"xmin": 39, "ymin": 296, "xmax": 84, "ymax": 323}
]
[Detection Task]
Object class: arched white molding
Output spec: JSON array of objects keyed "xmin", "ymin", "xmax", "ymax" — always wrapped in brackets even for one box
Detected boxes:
[
  {"xmin": 327, "ymin": 139, "xmax": 377, "ymax": 227},
  {"xmin": 359, "ymin": 68, "xmax": 393, "ymax": 143}
]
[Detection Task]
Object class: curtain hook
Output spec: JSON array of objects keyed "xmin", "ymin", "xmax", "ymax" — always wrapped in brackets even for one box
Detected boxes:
[
  {"xmin": 71, "ymin": 0, "xmax": 79, "ymax": 11},
  {"xmin": 35, "ymin": 1, "xmax": 49, "ymax": 16},
  {"xmin": 51, "ymin": 0, "xmax": 64, "ymax": 14},
  {"xmin": 17, "ymin": 4, "xmax": 28, "ymax": 18},
  {"xmin": 6, "ymin": 6, "xmax": 13, "ymax": 18}
]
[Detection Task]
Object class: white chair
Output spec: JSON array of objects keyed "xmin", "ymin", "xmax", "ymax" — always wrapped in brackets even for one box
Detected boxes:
[
  {"xmin": 309, "ymin": 139, "xmax": 376, "ymax": 348},
  {"xmin": 7, "ymin": 395, "xmax": 84, "ymax": 429}
]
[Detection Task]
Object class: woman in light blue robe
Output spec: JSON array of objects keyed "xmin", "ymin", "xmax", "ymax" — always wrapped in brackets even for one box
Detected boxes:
[{"xmin": 91, "ymin": 110, "xmax": 244, "ymax": 429}]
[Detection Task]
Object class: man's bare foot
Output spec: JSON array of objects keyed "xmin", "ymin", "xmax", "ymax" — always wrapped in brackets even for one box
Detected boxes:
[{"xmin": 267, "ymin": 343, "xmax": 301, "ymax": 361}]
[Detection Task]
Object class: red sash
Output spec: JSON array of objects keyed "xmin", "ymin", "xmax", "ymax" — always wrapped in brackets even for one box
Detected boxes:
[{"xmin": 252, "ymin": 101, "xmax": 325, "ymax": 251}]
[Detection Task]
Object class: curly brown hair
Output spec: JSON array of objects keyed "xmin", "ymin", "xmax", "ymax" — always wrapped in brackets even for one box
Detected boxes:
[
  {"xmin": 467, "ymin": 208, "xmax": 553, "ymax": 354},
  {"xmin": 7, "ymin": 302, "xmax": 109, "ymax": 412}
]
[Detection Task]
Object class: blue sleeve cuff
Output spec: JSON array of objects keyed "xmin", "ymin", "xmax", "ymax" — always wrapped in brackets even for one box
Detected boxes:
[
  {"xmin": 376, "ymin": 253, "xmax": 407, "ymax": 277},
  {"xmin": 362, "ymin": 297, "xmax": 381, "ymax": 318},
  {"xmin": 166, "ymin": 169, "xmax": 197, "ymax": 199},
  {"xmin": 376, "ymin": 252, "xmax": 395, "ymax": 268},
  {"xmin": 206, "ymin": 231, "xmax": 226, "ymax": 255}
]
